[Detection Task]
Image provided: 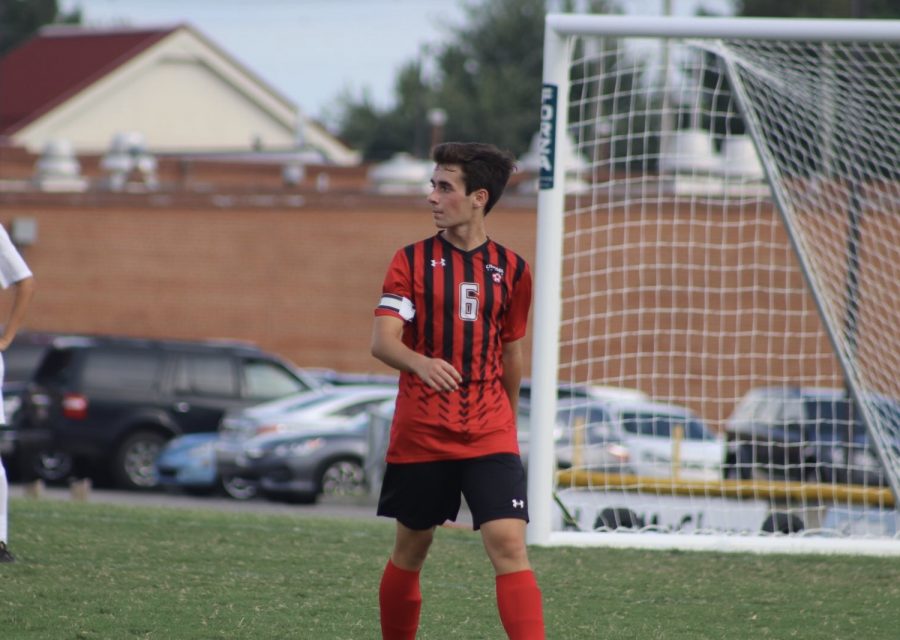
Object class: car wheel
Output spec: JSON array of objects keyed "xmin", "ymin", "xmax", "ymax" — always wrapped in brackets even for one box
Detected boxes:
[
  {"xmin": 594, "ymin": 507, "xmax": 644, "ymax": 531},
  {"xmin": 721, "ymin": 448, "xmax": 738, "ymax": 479},
  {"xmin": 319, "ymin": 458, "xmax": 366, "ymax": 498},
  {"xmin": 113, "ymin": 431, "xmax": 167, "ymax": 490},
  {"xmin": 735, "ymin": 442, "xmax": 755, "ymax": 480},
  {"xmin": 761, "ymin": 511, "xmax": 804, "ymax": 534},
  {"xmin": 221, "ymin": 475, "xmax": 258, "ymax": 500},
  {"xmin": 807, "ymin": 462, "xmax": 833, "ymax": 484},
  {"xmin": 30, "ymin": 448, "xmax": 74, "ymax": 483}
]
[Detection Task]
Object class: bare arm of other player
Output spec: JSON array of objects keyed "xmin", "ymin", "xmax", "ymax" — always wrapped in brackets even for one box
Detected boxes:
[
  {"xmin": 0, "ymin": 276, "xmax": 35, "ymax": 351},
  {"xmin": 371, "ymin": 314, "xmax": 462, "ymax": 392}
]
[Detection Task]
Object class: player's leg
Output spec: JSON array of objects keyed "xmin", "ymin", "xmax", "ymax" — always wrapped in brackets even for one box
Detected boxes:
[
  {"xmin": 463, "ymin": 454, "xmax": 544, "ymax": 639},
  {"xmin": 379, "ymin": 523, "xmax": 433, "ymax": 640},
  {"xmin": 480, "ymin": 518, "xmax": 530, "ymax": 574},
  {"xmin": 377, "ymin": 460, "xmax": 462, "ymax": 639},
  {"xmin": 0, "ymin": 457, "xmax": 12, "ymax": 562}
]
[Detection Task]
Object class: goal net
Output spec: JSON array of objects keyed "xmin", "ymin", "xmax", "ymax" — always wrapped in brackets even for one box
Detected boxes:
[{"xmin": 528, "ymin": 15, "xmax": 900, "ymax": 554}]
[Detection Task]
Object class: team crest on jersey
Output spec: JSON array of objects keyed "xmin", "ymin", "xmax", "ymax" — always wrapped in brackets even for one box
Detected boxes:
[{"xmin": 486, "ymin": 263, "xmax": 504, "ymax": 283}]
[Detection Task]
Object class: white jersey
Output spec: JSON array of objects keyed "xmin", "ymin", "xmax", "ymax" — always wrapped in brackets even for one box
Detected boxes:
[{"xmin": 0, "ymin": 225, "xmax": 32, "ymax": 424}]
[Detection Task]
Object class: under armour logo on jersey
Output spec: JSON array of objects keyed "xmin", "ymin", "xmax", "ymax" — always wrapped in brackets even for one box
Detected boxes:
[
  {"xmin": 512, "ymin": 499, "xmax": 525, "ymax": 509},
  {"xmin": 431, "ymin": 258, "xmax": 446, "ymax": 267}
]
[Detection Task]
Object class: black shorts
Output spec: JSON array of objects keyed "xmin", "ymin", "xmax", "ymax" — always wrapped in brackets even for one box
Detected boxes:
[{"xmin": 377, "ymin": 453, "xmax": 528, "ymax": 531}]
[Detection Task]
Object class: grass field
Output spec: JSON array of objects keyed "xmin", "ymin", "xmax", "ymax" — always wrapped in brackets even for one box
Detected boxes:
[{"xmin": 2, "ymin": 498, "xmax": 899, "ymax": 639}]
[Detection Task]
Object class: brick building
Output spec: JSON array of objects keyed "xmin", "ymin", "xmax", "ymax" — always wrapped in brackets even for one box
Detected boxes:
[{"xmin": 0, "ymin": 142, "xmax": 853, "ymax": 428}]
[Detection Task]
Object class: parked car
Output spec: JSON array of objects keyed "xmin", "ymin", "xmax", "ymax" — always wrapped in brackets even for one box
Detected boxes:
[
  {"xmin": 723, "ymin": 386, "xmax": 898, "ymax": 486},
  {"xmin": 516, "ymin": 384, "xmax": 651, "ymax": 471},
  {"xmin": 155, "ymin": 432, "xmax": 221, "ymax": 495},
  {"xmin": 0, "ymin": 331, "xmax": 61, "ymax": 469},
  {"xmin": 229, "ymin": 418, "xmax": 371, "ymax": 504},
  {"xmin": 365, "ymin": 386, "xmax": 678, "ymax": 491},
  {"xmin": 215, "ymin": 384, "xmax": 398, "ymax": 499},
  {"xmin": 520, "ymin": 396, "xmax": 723, "ymax": 480},
  {"xmin": 17, "ymin": 334, "xmax": 322, "ymax": 489}
]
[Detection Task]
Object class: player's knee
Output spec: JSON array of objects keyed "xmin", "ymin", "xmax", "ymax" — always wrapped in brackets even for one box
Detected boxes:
[
  {"xmin": 393, "ymin": 528, "xmax": 434, "ymax": 569},
  {"xmin": 488, "ymin": 538, "xmax": 528, "ymax": 563}
]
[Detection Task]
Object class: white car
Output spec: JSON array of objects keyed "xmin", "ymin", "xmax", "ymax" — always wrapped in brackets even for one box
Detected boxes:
[{"xmin": 522, "ymin": 396, "xmax": 723, "ymax": 480}]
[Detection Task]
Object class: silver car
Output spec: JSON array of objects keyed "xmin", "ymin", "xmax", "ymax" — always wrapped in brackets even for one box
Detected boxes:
[
  {"xmin": 519, "ymin": 396, "xmax": 723, "ymax": 480},
  {"xmin": 231, "ymin": 418, "xmax": 370, "ymax": 504},
  {"xmin": 215, "ymin": 385, "xmax": 398, "ymax": 499}
]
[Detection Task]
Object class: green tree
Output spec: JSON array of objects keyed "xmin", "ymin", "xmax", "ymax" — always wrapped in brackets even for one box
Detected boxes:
[
  {"xmin": 700, "ymin": 0, "xmax": 899, "ymax": 145},
  {"xmin": 334, "ymin": 63, "xmax": 430, "ymax": 162},
  {"xmin": 336, "ymin": 0, "xmax": 615, "ymax": 161},
  {"xmin": 0, "ymin": 0, "xmax": 81, "ymax": 57},
  {"xmin": 426, "ymin": 0, "xmax": 547, "ymax": 158}
]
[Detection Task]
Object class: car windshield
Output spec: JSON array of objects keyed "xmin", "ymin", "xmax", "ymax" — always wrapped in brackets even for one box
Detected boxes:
[
  {"xmin": 621, "ymin": 411, "xmax": 714, "ymax": 441},
  {"xmin": 5, "ymin": 343, "xmax": 50, "ymax": 382},
  {"xmin": 556, "ymin": 404, "xmax": 611, "ymax": 428},
  {"xmin": 803, "ymin": 399, "xmax": 855, "ymax": 438},
  {"xmin": 34, "ymin": 348, "xmax": 78, "ymax": 386}
]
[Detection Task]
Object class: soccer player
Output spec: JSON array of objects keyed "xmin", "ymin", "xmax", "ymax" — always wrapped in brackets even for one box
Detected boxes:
[
  {"xmin": 0, "ymin": 224, "xmax": 35, "ymax": 564},
  {"xmin": 371, "ymin": 142, "xmax": 545, "ymax": 639}
]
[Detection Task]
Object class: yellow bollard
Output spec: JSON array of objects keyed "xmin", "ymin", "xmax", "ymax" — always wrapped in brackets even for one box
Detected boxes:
[
  {"xmin": 572, "ymin": 416, "xmax": 585, "ymax": 469},
  {"xmin": 671, "ymin": 423, "xmax": 684, "ymax": 480}
]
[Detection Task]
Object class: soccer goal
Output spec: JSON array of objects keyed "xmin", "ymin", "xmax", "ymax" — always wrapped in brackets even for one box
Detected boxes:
[{"xmin": 527, "ymin": 14, "xmax": 900, "ymax": 555}]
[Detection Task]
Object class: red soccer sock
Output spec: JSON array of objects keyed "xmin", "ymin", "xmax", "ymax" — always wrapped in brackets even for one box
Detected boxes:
[
  {"xmin": 496, "ymin": 569, "xmax": 546, "ymax": 640},
  {"xmin": 379, "ymin": 559, "xmax": 422, "ymax": 640}
]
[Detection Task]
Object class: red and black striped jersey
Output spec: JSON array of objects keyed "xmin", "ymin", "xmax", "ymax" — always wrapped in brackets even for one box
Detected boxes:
[{"xmin": 375, "ymin": 232, "xmax": 532, "ymax": 462}]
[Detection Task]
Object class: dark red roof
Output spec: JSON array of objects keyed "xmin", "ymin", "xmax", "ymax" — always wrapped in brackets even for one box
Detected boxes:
[{"xmin": 0, "ymin": 26, "xmax": 178, "ymax": 134}]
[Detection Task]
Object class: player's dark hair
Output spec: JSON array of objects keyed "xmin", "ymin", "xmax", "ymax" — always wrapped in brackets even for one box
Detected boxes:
[{"xmin": 432, "ymin": 142, "xmax": 516, "ymax": 215}]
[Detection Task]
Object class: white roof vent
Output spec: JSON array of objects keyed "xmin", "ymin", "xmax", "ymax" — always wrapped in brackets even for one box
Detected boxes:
[
  {"xmin": 101, "ymin": 131, "xmax": 158, "ymax": 191},
  {"xmin": 33, "ymin": 139, "xmax": 87, "ymax": 192},
  {"xmin": 659, "ymin": 129, "xmax": 718, "ymax": 173},
  {"xmin": 368, "ymin": 153, "xmax": 432, "ymax": 195},
  {"xmin": 720, "ymin": 135, "xmax": 764, "ymax": 180}
]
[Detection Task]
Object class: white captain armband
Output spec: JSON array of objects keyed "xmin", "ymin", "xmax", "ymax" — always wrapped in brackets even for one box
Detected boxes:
[{"xmin": 377, "ymin": 294, "xmax": 416, "ymax": 321}]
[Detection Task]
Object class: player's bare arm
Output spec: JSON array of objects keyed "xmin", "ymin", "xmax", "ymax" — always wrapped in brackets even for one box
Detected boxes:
[
  {"xmin": 500, "ymin": 338, "xmax": 524, "ymax": 411},
  {"xmin": 371, "ymin": 315, "xmax": 461, "ymax": 392},
  {"xmin": 0, "ymin": 276, "xmax": 34, "ymax": 351}
]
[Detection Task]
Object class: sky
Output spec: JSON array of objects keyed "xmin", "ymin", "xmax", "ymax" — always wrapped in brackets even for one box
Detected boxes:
[{"xmin": 59, "ymin": 0, "xmax": 733, "ymax": 127}]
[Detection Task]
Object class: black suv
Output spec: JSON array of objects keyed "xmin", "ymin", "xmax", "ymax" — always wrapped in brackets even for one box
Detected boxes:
[
  {"xmin": 18, "ymin": 335, "xmax": 321, "ymax": 490},
  {"xmin": 722, "ymin": 387, "xmax": 898, "ymax": 486},
  {"xmin": 0, "ymin": 331, "xmax": 61, "ymax": 472}
]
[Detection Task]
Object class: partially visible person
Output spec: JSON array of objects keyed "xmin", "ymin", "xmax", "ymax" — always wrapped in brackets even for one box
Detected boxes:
[
  {"xmin": 0, "ymin": 224, "xmax": 35, "ymax": 563},
  {"xmin": 371, "ymin": 142, "xmax": 544, "ymax": 638}
]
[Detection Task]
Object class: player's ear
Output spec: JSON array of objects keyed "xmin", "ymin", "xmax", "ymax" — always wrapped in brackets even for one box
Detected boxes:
[{"xmin": 473, "ymin": 188, "xmax": 489, "ymax": 209}]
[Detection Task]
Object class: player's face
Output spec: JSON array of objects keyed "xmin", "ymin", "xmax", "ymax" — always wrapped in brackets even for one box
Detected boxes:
[{"xmin": 427, "ymin": 164, "xmax": 486, "ymax": 230}]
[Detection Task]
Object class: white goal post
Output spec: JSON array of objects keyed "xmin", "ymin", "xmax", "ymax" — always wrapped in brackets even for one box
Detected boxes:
[{"xmin": 527, "ymin": 14, "xmax": 900, "ymax": 555}]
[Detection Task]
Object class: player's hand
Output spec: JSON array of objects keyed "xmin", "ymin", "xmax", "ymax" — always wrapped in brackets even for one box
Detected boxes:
[{"xmin": 414, "ymin": 357, "xmax": 462, "ymax": 392}]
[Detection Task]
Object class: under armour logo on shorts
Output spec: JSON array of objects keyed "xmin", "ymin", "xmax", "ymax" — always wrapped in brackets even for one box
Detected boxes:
[{"xmin": 512, "ymin": 499, "xmax": 525, "ymax": 509}]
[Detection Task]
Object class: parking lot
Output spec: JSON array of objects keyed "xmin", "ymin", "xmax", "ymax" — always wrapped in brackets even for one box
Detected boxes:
[{"xmin": 8, "ymin": 482, "xmax": 474, "ymax": 527}]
